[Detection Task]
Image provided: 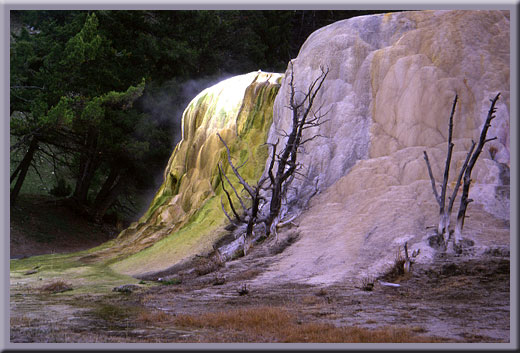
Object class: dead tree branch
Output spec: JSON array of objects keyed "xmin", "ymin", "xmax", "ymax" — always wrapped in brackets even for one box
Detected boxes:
[
  {"xmin": 423, "ymin": 151, "xmax": 441, "ymax": 206},
  {"xmin": 218, "ymin": 164, "xmax": 243, "ymax": 223},
  {"xmin": 453, "ymin": 93, "xmax": 500, "ymax": 246},
  {"xmin": 447, "ymin": 141, "xmax": 476, "ymax": 218},
  {"xmin": 217, "ymin": 132, "xmax": 267, "ymax": 239},
  {"xmin": 217, "ymin": 132, "xmax": 256, "ymax": 198}
]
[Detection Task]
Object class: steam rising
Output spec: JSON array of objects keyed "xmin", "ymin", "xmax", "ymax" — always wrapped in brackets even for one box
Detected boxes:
[
  {"xmin": 141, "ymin": 74, "xmax": 234, "ymax": 148},
  {"xmin": 134, "ymin": 73, "xmax": 234, "ymax": 220}
]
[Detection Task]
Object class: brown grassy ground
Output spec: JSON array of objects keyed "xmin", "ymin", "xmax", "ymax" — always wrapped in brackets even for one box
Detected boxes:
[{"xmin": 10, "ymin": 246, "xmax": 509, "ymax": 343}]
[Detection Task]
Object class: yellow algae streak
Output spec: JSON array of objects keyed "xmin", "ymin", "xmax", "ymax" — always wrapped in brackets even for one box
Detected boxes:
[{"xmin": 105, "ymin": 71, "xmax": 282, "ymax": 276}]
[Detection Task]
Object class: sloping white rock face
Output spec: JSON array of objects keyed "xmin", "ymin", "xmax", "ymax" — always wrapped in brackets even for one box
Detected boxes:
[{"xmin": 257, "ymin": 10, "xmax": 510, "ymax": 285}]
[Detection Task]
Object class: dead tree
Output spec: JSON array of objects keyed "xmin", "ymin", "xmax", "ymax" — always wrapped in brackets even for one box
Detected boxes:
[
  {"xmin": 264, "ymin": 62, "xmax": 329, "ymax": 236},
  {"xmin": 216, "ymin": 132, "xmax": 269, "ymax": 242},
  {"xmin": 423, "ymin": 95, "xmax": 460, "ymax": 243},
  {"xmin": 424, "ymin": 93, "xmax": 500, "ymax": 251},
  {"xmin": 453, "ymin": 93, "xmax": 500, "ymax": 246},
  {"xmin": 217, "ymin": 62, "xmax": 329, "ymax": 246}
]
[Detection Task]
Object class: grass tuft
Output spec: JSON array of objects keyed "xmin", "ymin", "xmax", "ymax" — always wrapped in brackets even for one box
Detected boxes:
[
  {"xmin": 39, "ymin": 280, "xmax": 73, "ymax": 294},
  {"xmin": 361, "ymin": 276, "xmax": 375, "ymax": 291}
]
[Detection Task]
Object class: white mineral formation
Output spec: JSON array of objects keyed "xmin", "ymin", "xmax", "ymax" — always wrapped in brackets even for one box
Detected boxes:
[{"xmin": 256, "ymin": 10, "xmax": 510, "ymax": 284}]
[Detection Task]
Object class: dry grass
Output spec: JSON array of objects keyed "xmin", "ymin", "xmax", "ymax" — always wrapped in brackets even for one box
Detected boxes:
[
  {"xmin": 194, "ymin": 257, "xmax": 222, "ymax": 276},
  {"xmin": 381, "ymin": 246, "xmax": 411, "ymax": 283},
  {"xmin": 39, "ymin": 280, "xmax": 73, "ymax": 294},
  {"xmin": 11, "ymin": 315, "xmax": 35, "ymax": 326},
  {"xmin": 316, "ymin": 288, "xmax": 328, "ymax": 297},
  {"xmin": 136, "ymin": 309, "xmax": 172, "ymax": 324},
  {"xmin": 139, "ymin": 293, "xmax": 158, "ymax": 305},
  {"xmin": 301, "ymin": 295, "xmax": 322, "ymax": 305},
  {"xmin": 173, "ymin": 306, "xmax": 446, "ymax": 343}
]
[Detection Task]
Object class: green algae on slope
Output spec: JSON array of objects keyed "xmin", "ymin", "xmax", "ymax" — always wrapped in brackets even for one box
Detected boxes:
[
  {"xmin": 87, "ymin": 71, "xmax": 282, "ymax": 277},
  {"xmin": 110, "ymin": 196, "xmax": 228, "ymax": 276},
  {"xmin": 10, "ymin": 250, "xmax": 141, "ymax": 296}
]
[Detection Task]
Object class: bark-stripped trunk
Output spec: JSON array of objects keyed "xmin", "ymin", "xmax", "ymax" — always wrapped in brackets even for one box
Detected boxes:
[
  {"xmin": 424, "ymin": 93, "xmax": 499, "ymax": 252},
  {"xmin": 453, "ymin": 93, "xmax": 500, "ymax": 246},
  {"xmin": 437, "ymin": 95, "xmax": 457, "ymax": 238},
  {"xmin": 423, "ymin": 95, "xmax": 458, "ymax": 245}
]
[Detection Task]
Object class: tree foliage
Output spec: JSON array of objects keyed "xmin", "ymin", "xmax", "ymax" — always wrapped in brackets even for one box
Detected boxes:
[{"xmin": 10, "ymin": 9, "xmax": 390, "ymax": 225}]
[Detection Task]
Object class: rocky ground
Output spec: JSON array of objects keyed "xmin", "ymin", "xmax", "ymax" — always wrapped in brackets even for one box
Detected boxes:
[{"xmin": 10, "ymin": 227, "xmax": 510, "ymax": 344}]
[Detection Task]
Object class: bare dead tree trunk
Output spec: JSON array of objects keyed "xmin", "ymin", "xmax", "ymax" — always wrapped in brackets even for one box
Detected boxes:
[
  {"xmin": 438, "ymin": 95, "xmax": 457, "ymax": 236},
  {"xmin": 423, "ymin": 95, "xmax": 458, "ymax": 244},
  {"xmin": 218, "ymin": 164, "xmax": 243, "ymax": 224},
  {"xmin": 453, "ymin": 93, "xmax": 500, "ymax": 246},
  {"xmin": 424, "ymin": 93, "xmax": 500, "ymax": 252}
]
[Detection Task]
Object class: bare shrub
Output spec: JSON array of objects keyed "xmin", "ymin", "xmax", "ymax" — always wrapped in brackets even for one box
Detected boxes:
[
  {"xmin": 361, "ymin": 276, "xmax": 375, "ymax": 291},
  {"xmin": 381, "ymin": 247, "xmax": 409, "ymax": 283},
  {"xmin": 237, "ymin": 283, "xmax": 249, "ymax": 296}
]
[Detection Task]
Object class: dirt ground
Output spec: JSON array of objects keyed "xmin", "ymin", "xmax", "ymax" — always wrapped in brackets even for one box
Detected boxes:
[
  {"xmin": 10, "ymin": 194, "xmax": 120, "ymax": 259},
  {"xmin": 9, "ymin": 195, "xmax": 511, "ymax": 344},
  {"xmin": 10, "ymin": 230, "xmax": 510, "ymax": 344}
]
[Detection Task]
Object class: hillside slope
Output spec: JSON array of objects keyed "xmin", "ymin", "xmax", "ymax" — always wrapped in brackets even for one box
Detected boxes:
[{"xmin": 254, "ymin": 10, "xmax": 510, "ymax": 284}]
